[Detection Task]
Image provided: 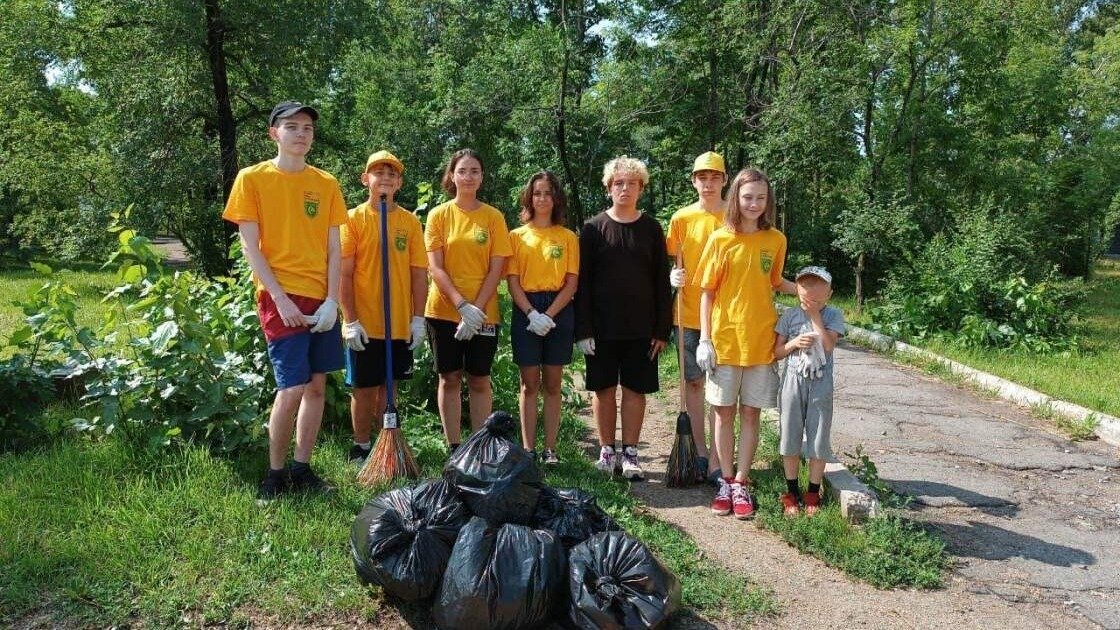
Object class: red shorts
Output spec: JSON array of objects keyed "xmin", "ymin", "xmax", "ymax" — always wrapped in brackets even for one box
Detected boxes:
[{"xmin": 256, "ymin": 292, "xmax": 324, "ymax": 342}]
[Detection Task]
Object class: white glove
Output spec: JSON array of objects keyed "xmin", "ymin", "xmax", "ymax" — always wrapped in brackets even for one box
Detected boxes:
[
  {"xmin": 309, "ymin": 298, "xmax": 338, "ymax": 333},
  {"xmin": 669, "ymin": 266, "xmax": 687, "ymax": 289},
  {"xmin": 454, "ymin": 319, "xmax": 477, "ymax": 341},
  {"xmin": 342, "ymin": 320, "xmax": 368, "ymax": 351},
  {"xmin": 695, "ymin": 339, "xmax": 717, "ymax": 372},
  {"xmin": 526, "ymin": 309, "xmax": 554, "ymax": 336},
  {"xmin": 577, "ymin": 338, "xmax": 596, "ymax": 356},
  {"xmin": 797, "ymin": 337, "xmax": 828, "ymax": 379},
  {"xmin": 456, "ymin": 301, "xmax": 486, "ymax": 330},
  {"xmin": 408, "ymin": 316, "xmax": 426, "ymax": 350}
]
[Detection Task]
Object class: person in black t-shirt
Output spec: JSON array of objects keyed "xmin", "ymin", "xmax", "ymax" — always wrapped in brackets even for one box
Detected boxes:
[{"xmin": 575, "ymin": 155, "xmax": 672, "ymax": 481}]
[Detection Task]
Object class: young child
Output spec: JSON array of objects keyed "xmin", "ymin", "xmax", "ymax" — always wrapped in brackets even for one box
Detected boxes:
[
  {"xmin": 339, "ymin": 151, "xmax": 428, "ymax": 465},
  {"xmin": 666, "ymin": 151, "xmax": 727, "ymax": 483},
  {"xmin": 773, "ymin": 266, "xmax": 845, "ymax": 516},
  {"xmin": 222, "ymin": 101, "xmax": 348, "ymax": 503},
  {"xmin": 695, "ymin": 168, "xmax": 795, "ymax": 519},
  {"xmin": 507, "ymin": 171, "xmax": 579, "ymax": 464}
]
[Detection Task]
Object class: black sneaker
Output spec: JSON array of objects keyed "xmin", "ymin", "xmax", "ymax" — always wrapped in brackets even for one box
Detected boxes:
[
  {"xmin": 348, "ymin": 443, "xmax": 372, "ymax": 465},
  {"xmin": 257, "ymin": 469, "xmax": 288, "ymax": 504},
  {"xmin": 290, "ymin": 464, "xmax": 335, "ymax": 494}
]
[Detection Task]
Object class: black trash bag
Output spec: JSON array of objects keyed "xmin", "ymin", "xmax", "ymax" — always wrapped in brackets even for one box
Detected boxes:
[
  {"xmin": 532, "ymin": 487, "xmax": 621, "ymax": 549},
  {"xmin": 434, "ymin": 516, "xmax": 567, "ymax": 630},
  {"xmin": 568, "ymin": 531, "xmax": 682, "ymax": 630},
  {"xmin": 443, "ymin": 410, "xmax": 543, "ymax": 525},
  {"xmin": 350, "ymin": 478, "xmax": 472, "ymax": 601}
]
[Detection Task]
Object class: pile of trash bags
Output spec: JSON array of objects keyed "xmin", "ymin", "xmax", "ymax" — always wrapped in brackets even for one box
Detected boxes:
[{"xmin": 350, "ymin": 411, "xmax": 681, "ymax": 629}]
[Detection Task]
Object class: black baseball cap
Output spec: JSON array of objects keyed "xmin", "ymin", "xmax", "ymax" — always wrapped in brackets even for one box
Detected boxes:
[{"xmin": 269, "ymin": 100, "xmax": 319, "ymax": 127}]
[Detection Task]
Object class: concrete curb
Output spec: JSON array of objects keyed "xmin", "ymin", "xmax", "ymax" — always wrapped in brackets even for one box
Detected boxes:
[
  {"xmin": 823, "ymin": 461, "xmax": 879, "ymax": 522},
  {"xmin": 845, "ymin": 325, "xmax": 1120, "ymax": 447}
]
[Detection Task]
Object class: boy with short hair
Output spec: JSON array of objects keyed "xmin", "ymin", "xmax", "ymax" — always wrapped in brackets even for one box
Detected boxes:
[
  {"xmin": 773, "ymin": 266, "xmax": 846, "ymax": 516},
  {"xmin": 666, "ymin": 151, "xmax": 727, "ymax": 483},
  {"xmin": 222, "ymin": 100, "xmax": 348, "ymax": 503},
  {"xmin": 339, "ymin": 151, "xmax": 427, "ymax": 464}
]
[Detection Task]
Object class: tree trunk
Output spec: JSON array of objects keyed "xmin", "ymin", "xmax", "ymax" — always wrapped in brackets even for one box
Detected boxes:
[
  {"xmin": 555, "ymin": 0, "xmax": 584, "ymax": 225},
  {"xmin": 855, "ymin": 251, "xmax": 865, "ymax": 313},
  {"xmin": 204, "ymin": 0, "xmax": 238, "ymax": 273}
]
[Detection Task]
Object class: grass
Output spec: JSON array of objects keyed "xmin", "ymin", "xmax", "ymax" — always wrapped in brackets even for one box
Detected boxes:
[
  {"xmin": 0, "ymin": 399, "xmax": 776, "ymax": 627},
  {"xmin": 0, "ymin": 258, "xmax": 115, "ymax": 351},
  {"xmin": 782, "ymin": 259, "xmax": 1120, "ymax": 420},
  {"xmin": 750, "ymin": 416, "xmax": 946, "ymax": 589}
]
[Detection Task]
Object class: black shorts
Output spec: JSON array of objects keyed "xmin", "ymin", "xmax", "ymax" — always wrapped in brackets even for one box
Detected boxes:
[
  {"xmin": 345, "ymin": 340, "xmax": 413, "ymax": 388},
  {"xmin": 427, "ymin": 318, "xmax": 499, "ymax": 377},
  {"xmin": 584, "ymin": 338, "xmax": 660, "ymax": 394}
]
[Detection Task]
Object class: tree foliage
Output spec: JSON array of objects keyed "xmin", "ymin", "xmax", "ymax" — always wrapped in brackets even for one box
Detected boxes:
[{"xmin": 3, "ymin": 0, "xmax": 1118, "ymax": 312}]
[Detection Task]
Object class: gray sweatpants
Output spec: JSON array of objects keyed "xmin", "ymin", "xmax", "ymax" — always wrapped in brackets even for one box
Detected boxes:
[{"xmin": 778, "ymin": 371, "xmax": 834, "ymax": 459}]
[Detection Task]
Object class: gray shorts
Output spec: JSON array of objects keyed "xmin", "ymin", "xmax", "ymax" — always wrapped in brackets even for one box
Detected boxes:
[
  {"xmin": 778, "ymin": 373, "xmax": 834, "ymax": 459},
  {"xmin": 680, "ymin": 327, "xmax": 703, "ymax": 382}
]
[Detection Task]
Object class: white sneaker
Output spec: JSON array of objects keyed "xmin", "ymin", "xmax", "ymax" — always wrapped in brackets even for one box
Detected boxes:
[
  {"xmin": 620, "ymin": 445, "xmax": 643, "ymax": 480},
  {"xmin": 595, "ymin": 445, "xmax": 617, "ymax": 474}
]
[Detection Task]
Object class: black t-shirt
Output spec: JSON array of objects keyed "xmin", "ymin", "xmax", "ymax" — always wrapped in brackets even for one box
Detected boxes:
[{"xmin": 575, "ymin": 211, "xmax": 671, "ymax": 341}]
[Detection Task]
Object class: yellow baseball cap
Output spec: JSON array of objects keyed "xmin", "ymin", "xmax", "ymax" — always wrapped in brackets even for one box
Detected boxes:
[
  {"xmin": 692, "ymin": 151, "xmax": 726, "ymax": 175},
  {"xmin": 364, "ymin": 150, "xmax": 404, "ymax": 174}
]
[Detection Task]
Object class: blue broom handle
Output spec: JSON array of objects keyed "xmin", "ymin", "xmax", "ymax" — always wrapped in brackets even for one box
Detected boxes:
[{"xmin": 378, "ymin": 193, "xmax": 395, "ymax": 412}]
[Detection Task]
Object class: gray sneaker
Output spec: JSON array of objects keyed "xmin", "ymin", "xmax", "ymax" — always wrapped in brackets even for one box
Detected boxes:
[
  {"xmin": 594, "ymin": 445, "xmax": 616, "ymax": 474},
  {"xmin": 620, "ymin": 446, "xmax": 643, "ymax": 480},
  {"xmin": 542, "ymin": 449, "xmax": 559, "ymax": 465}
]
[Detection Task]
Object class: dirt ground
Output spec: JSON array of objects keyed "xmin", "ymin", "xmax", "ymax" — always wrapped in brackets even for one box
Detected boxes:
[{"xmin": 581, "ymin": 341, "xmax": 1118, "ymax": 629}]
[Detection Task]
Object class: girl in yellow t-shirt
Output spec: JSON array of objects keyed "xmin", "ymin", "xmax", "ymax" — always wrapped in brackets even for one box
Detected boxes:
[
  {"xmin": 424, "ymin": 149, "xmax": 512, "ymax": 452},
  {"xmin": 507, "ymin": 171, "xmax": 579, "ymax": 465},
  {"xmin": 695, "ymin": 168, "xmax": 796, "ymax": 520}
]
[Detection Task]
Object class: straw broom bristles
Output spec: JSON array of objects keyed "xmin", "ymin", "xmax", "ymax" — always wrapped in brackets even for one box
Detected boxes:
[{"xmin": 357, "ymin": 415, "xmax": 420, "ymax": 487}]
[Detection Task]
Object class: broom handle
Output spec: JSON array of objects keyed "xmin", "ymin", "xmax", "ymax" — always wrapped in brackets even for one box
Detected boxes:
[
  {"xmin": 675, "ymin": 253, "xmax": 686, "ymax": 409},
  {"xmin": 378, "ymin": 193, "xmax": 396, "ymax": 416}
]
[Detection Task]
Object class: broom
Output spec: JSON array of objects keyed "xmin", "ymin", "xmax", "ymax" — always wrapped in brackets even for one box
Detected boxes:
[
  {"xmin": 665, "ymin": 254, "xmax": 700, "ymax": 488},
  {"xmin": 358, "ymin": 193, "xmax": 420, "ymax": 487}
]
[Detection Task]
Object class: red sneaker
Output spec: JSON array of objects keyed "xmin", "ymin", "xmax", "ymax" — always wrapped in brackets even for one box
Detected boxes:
[
  {"xmin": 710, "ymin": 478, "xmax": 732, "ymax": 515},
  {"xmin": 803, "ymin": 491, "xmax": 821, "ymax": 517},
  {"xmin": 780, "ymin": 492, "xmax": 800, "ymax": 517},
  {"xmin": 730, "ymin": 481, "xmax": 755, "ymax": 520}
]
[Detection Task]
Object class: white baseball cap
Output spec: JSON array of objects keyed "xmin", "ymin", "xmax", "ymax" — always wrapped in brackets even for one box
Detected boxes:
[{"xmin": 795, "ymin": 266, "xmax": 832, "ymax": 285}]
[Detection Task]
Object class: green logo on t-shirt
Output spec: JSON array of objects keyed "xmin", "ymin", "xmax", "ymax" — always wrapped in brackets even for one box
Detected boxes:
[
  {"xmin": 394, "ymin": 234, "xmax": 407, "ymax": 251},
  {"xmin": 304, "ymin": 200, "xmax": 319, "ymax": 218},
  {"xmin": 760, "ymin": 250, "xmax": 774, "ymax": 273},
  {"xmin": 547, "ymin": 243, "xmax": 563, "ymax": 259},
  {"xmin": 474, "ymin": 228, "xmax": 488, "ymax": 245}
]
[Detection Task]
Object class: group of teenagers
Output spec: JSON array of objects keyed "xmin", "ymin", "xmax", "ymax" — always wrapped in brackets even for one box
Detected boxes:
[{"xmin": 224, "ymin": 100, "xmax": 847, "ymax": 520}]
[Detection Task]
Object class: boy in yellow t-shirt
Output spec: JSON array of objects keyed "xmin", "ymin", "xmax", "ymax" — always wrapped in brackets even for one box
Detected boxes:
[
  {"xmin": 666, "ymin": 151, "xmax": 726, "ymax": 484},
  {"xmin": 339, "ymin": 151, "xmax": 428, "ymax": 465},
  {"xmin": 222, "ymin": 101, "xmax": 348, "ymax": 503}
]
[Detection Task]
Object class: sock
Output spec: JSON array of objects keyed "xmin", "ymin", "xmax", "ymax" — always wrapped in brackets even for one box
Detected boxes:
[
  {"xmin": 449, "ymin": 443, "xmax": 460, "ymax": 454},
  {"xmin": 807, "ymin": 481, "xmax": 821, "ymax": 495},
  {"xmin": 289, "ymin": 460, "xmax": 310, "ymax": 476},
  {"xmin": 354, "ymin": 440, "xmax": 371, "ymax": 450},
  {"xmin": 786, "ymin": 478, "xmax": 801, "ymax": 497},
  {"xmin": 622, "ymin": 444, "xmax": 636, "ymax": 454},
  {"xmin": 268, "ymin": 467, "xmax": 286, "ymax": 477}
]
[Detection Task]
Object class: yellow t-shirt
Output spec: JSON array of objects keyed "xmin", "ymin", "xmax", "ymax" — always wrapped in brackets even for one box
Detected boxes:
[
  {"xmin": 222, "ymin": 160, "xmax": 348, "ymax": 299},
  {"xmin": 666, "ymin": 202, "xmax": 724, "ymax": 329},
  {"xmin": 696, "ymin": 227, "xmax": 787, "ymax": 367},
  {"xmin": 423, "ymin": 201, "xmax": 512, "ymax": 324},
  {"xmin": 508, "ymin": 224, "xmax": 580, "ymax": 292},
  {"xmin": 340, "ymin": 201, "xmax": 427, "ymax": 341}
]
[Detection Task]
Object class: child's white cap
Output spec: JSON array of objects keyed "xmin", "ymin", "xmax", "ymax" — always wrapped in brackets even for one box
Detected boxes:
[{"xmin": 795, "ymin": 266, "xmax": 832, "ymax": 285}]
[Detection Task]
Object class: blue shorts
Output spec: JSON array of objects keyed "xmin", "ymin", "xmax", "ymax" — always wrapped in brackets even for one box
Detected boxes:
[
  {"xmin": 511, "ymin": 292, "xmax": 575, "ymax": 367},
  {"xmin": 266, "ymin": 322, "xmax": 345, "ymax": 390}
]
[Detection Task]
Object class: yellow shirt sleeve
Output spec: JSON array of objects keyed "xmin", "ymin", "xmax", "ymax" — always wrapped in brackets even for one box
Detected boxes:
[{"xmin": 222, "ymin": 169, "xmax": 259, "ymax": 224}]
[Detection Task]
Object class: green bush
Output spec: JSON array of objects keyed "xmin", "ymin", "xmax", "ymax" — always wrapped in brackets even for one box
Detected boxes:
[
  {"xmin": 869, "ymin": 208, "xmax": 1084, "ymax": 352},
  {"xmin": 0, "ymin": 360, "xmax": 55, "ymax": 450}
]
